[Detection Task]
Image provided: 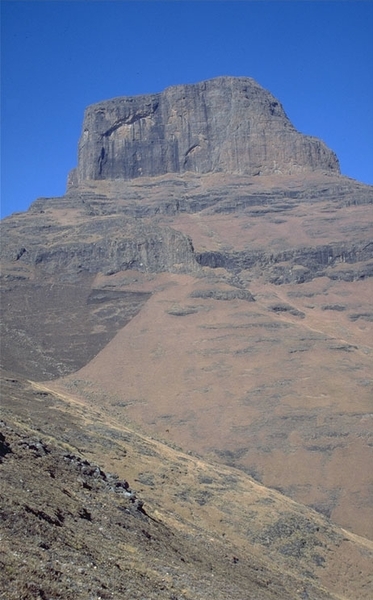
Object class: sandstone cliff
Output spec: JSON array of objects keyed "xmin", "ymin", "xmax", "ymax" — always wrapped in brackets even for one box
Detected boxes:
[{"xmin": 75, "ymin": 77, "xmax": 339, "ymax": 183}]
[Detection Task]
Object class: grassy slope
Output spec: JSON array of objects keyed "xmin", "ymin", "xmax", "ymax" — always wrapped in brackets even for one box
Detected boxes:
[{"xmin": 1, "ymin": 372, "xmax": 372, "ymax": 600}]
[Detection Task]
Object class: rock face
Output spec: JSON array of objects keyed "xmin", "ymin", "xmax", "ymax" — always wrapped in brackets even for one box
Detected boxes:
[
  {"xmin": 76, "ymin": 77, "xmax": 339, "ymax": 183},
  {"xmin": 0, "ymin": 206, "xmax": 198, "ymax": 278}
]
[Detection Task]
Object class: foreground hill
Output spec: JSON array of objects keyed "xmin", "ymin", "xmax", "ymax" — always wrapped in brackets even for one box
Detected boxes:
[{"xmin": 1, "ymin": 372, "xmax": 372, "ymax": 600}]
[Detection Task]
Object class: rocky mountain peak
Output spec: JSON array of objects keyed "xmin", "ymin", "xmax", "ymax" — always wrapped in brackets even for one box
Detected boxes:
[{"xmin": 74, "ymin": 76, "xmax": 339, "ymax": 184}]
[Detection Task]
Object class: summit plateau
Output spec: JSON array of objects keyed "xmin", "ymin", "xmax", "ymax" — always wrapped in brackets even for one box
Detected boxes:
[{"xmin": 1, "ymin": 77, "xmax": 373, "ymax": 599}]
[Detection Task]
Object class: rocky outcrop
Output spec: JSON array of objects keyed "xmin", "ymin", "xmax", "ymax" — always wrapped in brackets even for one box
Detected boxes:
[
  {"xmin": 0, "ymin": 213, "xmax": 198, "ymax": 278},
  {"xmin": 76, "ymin": 77, "xmax": 339, "ymax": 183},
  {"xmin": 196, "ymin": 241, "xmax": 373, "ymax": 283}
]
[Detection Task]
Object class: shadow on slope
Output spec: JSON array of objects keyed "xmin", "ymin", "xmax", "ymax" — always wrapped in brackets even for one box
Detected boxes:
[{"xmin": 0, "ymin": 277, "xmax": 150, "ymax": 379}]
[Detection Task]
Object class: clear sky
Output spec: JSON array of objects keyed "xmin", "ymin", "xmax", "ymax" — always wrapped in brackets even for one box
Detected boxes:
[{"xmin": 1, "ymin": 1, "xmax": 373, "ymax": 217}]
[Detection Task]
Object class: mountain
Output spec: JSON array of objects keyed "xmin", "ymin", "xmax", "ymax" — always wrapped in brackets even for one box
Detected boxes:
[{"xmin": 1, "ymin": 77, "xmax": 372, "ymax": 599}]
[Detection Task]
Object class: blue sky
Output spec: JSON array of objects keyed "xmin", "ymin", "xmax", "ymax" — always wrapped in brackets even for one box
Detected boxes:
[{"xmin": 1, "ymin": 1, "xmax": 373, "ymax": 217}]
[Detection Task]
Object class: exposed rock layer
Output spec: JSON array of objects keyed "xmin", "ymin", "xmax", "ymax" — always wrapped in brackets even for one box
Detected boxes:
[
  {"xmin": 2, "ymin": 173, "xmax": 371, "ymax": 283},
  {"xmin": 76, "ymin": 77, "xmax": 339, "ymax": 182}
]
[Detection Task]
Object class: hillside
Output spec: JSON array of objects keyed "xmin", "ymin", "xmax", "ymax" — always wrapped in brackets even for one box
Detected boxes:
[{"xmin": 2, "ymin": 372, "xmax": 372, "ymax": 600}]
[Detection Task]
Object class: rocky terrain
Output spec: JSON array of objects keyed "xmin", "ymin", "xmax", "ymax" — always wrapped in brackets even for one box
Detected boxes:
[{"xmin": 1, "ymin": 76, "xmax": 372, "ymax": 598}]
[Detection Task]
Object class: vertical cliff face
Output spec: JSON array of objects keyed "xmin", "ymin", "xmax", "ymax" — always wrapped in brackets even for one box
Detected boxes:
[{"xmin": 76, "ymin": 76, "xmax": 339, "ymax": 182}]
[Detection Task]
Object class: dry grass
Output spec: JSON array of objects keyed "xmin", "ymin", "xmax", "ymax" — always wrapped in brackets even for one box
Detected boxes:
[{"xmin": 1, "ymin": 373, "xmax": 372, "ymax": 599}]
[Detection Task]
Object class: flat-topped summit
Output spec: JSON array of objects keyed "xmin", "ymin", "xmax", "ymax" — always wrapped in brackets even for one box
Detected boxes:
[{"xmin": 75, "ymin": 76, "xmax": 339, "ymax": 183}]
